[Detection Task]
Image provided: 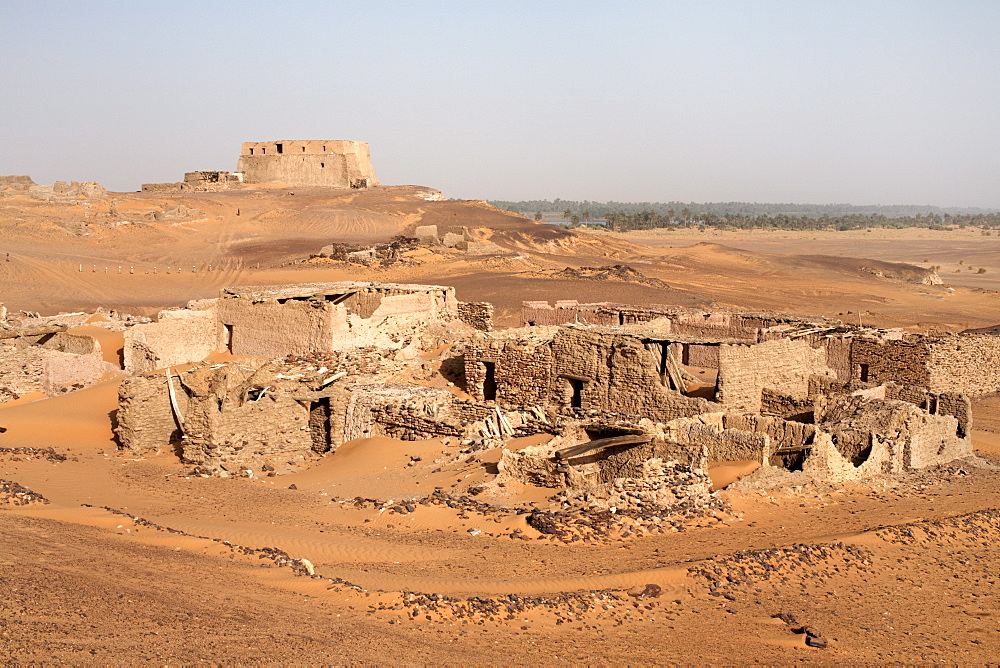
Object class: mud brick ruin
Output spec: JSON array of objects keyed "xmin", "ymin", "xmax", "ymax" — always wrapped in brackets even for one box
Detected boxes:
[
  {"xmin": 141, "ymin": 139, "xmax": 379, "ymax": 191},
  {"xmin": 102, "ymin": 287, "xmax": 999, "ymax": 512},
  {"xmin": 237, "ymin": 140, "xmax": 379, "ymax": 189},
  {"xmin": 0, "ymin": 305, "xmax": 118, "ymax": 401},
  {"xmin": 123, "ymin": 281, "xmax": 472, "ymax": 373}
]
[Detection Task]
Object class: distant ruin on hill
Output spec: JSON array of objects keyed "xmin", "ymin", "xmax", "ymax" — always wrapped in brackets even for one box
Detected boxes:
[
  {"xmin": 237, "ymin": 140, "xmax": 379, "ymax": 189},
  {"xmin": 142, "ymin": 139, "xmax": 379, "ymax": 192}
]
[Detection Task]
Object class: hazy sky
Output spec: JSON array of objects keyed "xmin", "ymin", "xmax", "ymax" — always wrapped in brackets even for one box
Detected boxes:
[{"xmin": 2, "ymin": 1, "xmax": 998, "ymax": 206}]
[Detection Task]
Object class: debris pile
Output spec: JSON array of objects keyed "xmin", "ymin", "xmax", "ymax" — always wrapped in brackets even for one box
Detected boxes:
[
  {"xmin": 0, "ymin": 479, "xmax": 48, "ymax": 505},
  {"xmin": 687, "ymin": 543, "xmax": 872, "ymax": 602}
]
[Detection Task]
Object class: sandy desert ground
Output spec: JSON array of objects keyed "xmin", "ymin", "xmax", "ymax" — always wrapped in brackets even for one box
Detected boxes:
[{"xmin": 2, "ymin": 183, "xmax": 1000, "ymax": 663}]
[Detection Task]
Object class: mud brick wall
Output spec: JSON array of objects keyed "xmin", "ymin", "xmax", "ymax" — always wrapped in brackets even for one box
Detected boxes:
[
  {"xmin": 116, "ymin": 374, "xmax": 184, "ymax": 453},
  {"xmin": 521, "ymin": 302, "xmax": 670, "ymax": 328},
  {"xmin": 464, "ymin": 339, "xmax": 553, "ymax": 407},
  {"xmin": 370, "ymin": 404, "xmax": 465, "ymax": 440},
  {"xmin": 457, "ymin": 301, "xmax": 494, "ymax": 331},
  {"xmin": 521, "ymin": 302, "xmax": 618, "ymax": 327},
  {"xmin": 179, "ymin": 393, "xmax": 312, "ymax": 468},
  {"xmin": 817, "ymin": 335, "xmax": 853, "ymax": 381},
  {"xmin": 673, "ymin": 422, "xmax": 770, "ymax": 464},
  {"xmin": 759, "ymin": 389, "xmax": 814, "ymax": 420},
  {"xmin": 604, "ymin": 338, "xmax": 713, "ymax": 420},
  {"xmin": 717, "ymin": 338, "xmax": 832, "ymax": 412},
  {"xmin": 670, "ymin": 312, "xmax": 745, "ymax": 338},
  {"xmin": 850, "ymin": 337, "xmax": 931, "ymax": 387},
  {"xmin": 218, "ymin": 297, "xmax": 342, "ymax": 358},
  {"xmin": 927, "ymin": 334, "xmax": 1000, "ymax": 396},
  {"xmin": 549, "ymin": 329, "xmax": 711, "ymax": 421},
  {"xmin": 905, "ymin": 412, "xmax": 972, "ymax": 469},
  {"xmin": 885, "ymin": 383, "xmax": 972, "ymax": 437},
  {"xmin": 0, "ymin": 344, "xmax": 114, "ymax": 397},
  {"xmin": 683, "ymin": 343, "xmax": 719, "ymax": 369},
  {"xmin": 936, "ymin": 393, "xmax": 972, "ymax": 437},
  {"xmin": 124, "ymin": 306, "xmax": 221, "ymax": 373},
  {"xmin": 0, "ymin": 345, "xmax": 48, "ymax": 397},
  {"xmin": 44, "ymin": 332, "xmax": 101, "ymax": 356},
  {"xmin": 342, "ymin": 384, "xmax": 462, "ymax": 443},
  {"xmin": 723, "ymin": 414, "xmax": 816, "ymax": 451}
]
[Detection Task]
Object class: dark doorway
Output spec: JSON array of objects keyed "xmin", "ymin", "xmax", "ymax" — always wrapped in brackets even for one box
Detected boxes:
[
  {"xmin": 569, "ymin": 378, "xmax": 584, "ymax": 408},
  {"xmin": 276, "ymin": 143, "xmax": 283, "ymax": 154},
  {"xmin": 483, "ymin": 362, "xmax": 497, "ymax": 400},
  {"xmin": 223, "ymin": 324, "xmax": 233, "ymax": 352},
  {"xmin": 859, "ymin": 363, "xmax": 870, "ymax": 382},
  {"xmin": 309, "ymin": 398, "xmax": 332, "ymax": 453}
]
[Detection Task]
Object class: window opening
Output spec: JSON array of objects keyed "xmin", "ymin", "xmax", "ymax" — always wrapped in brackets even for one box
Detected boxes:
[
  {"xmin": 859, "ymin": 363, "xmax": 870, "ymax": 382},
  {"xmin": 275, "ymin": 143, "xmax": 283, "ymax": 154},
  {"xmin": 223, "ymin": 324, "xmax": 233, "ymax": 352}
]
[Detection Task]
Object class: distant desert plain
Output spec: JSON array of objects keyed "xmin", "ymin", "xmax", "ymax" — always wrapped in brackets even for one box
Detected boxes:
[{"xmin": 2, "ymin": 176, "xmax": 999, "ymax": 663}]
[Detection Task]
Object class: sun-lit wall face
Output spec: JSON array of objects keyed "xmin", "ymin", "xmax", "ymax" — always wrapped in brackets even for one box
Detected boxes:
[
  {"xmin": 236, "ymin": 140, "xmax": 379, "ymax": 188},
  {"xmin": 239, "ymin": 140, "xmax": 362, "ymax": 157}
]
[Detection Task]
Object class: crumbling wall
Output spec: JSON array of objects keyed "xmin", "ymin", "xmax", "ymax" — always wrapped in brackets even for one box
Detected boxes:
[
  {"xmin": 550, "ymin": 328, "xmax": 712, "ymax": 421},
  {"xmin": 464, "ymin": 336, "xmax": 553, "ymax": 407},
  {"xmin": 116, "ymin": 374, "xmax": 185, "ymax": 454},
  {"xmin": 817, "ymin": 335, "xmax": 853, "ymax": 381},
  {"xmin": 141, "ymin": 182, "xmax": 188, "ymax": 192},
  {"xmin": 149, "ymin": 362, "xmax": 322, "ymax": 473},
  {"xmin": 884, "ymin": 383, "xmax": 971, "ymax": 438},
  {"xmin": 342, "ymin": 384, "xmax": 461, "ymax": 442},
  {"xmin": 809, "ymin": 376, "xmax": 972, "ymax": 439},
  {"xmin": 717, "ymin": 338, "xmax": 833, "ymax": 412},
  {"xmin": 672, "ymin": 422, "xmax": 769, "ymax": 464},
  {"xmin": 218, "ymin": 296, "xmax": 341, "ymax": 358},
  {"xmin": 0, "ymin": 342, "xmax": 115, "ymax": 399},
  {"xmin": 683, "ymin": 343, "xmax": 719, "ymax": 369},
  {"xmin": 927, "ymin": 334, "xmax": 1000, "ymax": 396},
  {"xmin": 457, "ymin": 302, "xmax": 493, "ymax": 331},
  {"xmin": 521, "ymin": 301, "xmax": 671, "ymax": 327},
  {"xmin": 759, "ymin": 388, "xmax": 814, "ymax": 420},
  {"xmin": 124, "ymin": 302, "xmax": 221, "ymax": 373},
  {"xmin": 816, "ymin": 395, "xmax": 971, "ymax": 472},
  {"xmin": 723, "ymin": 414, "xmax": 816, "ymax": 453},
  {"xmin": 851, "ymin": 336, "xmax": 931, "ymax": 387},
  {"xmin": 498, "ymin": 435, "xmax": 713, "ymax": 515},
  {"xmin": 218, "ymin": 283, "xmax": 457, "ymax": 358},
  {"xmin": 800, "ymin": 430, "xmax": 890, "ymax": 482}
]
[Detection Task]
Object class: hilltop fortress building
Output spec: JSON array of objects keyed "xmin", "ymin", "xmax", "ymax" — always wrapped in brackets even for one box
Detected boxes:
[
  {"xmin": 237, "ymin": 140, "xmax": 379, "ymax": 188},
  {"xmin": 142, "ymin": 139, "xmax": 379, "ymax": 192}
]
